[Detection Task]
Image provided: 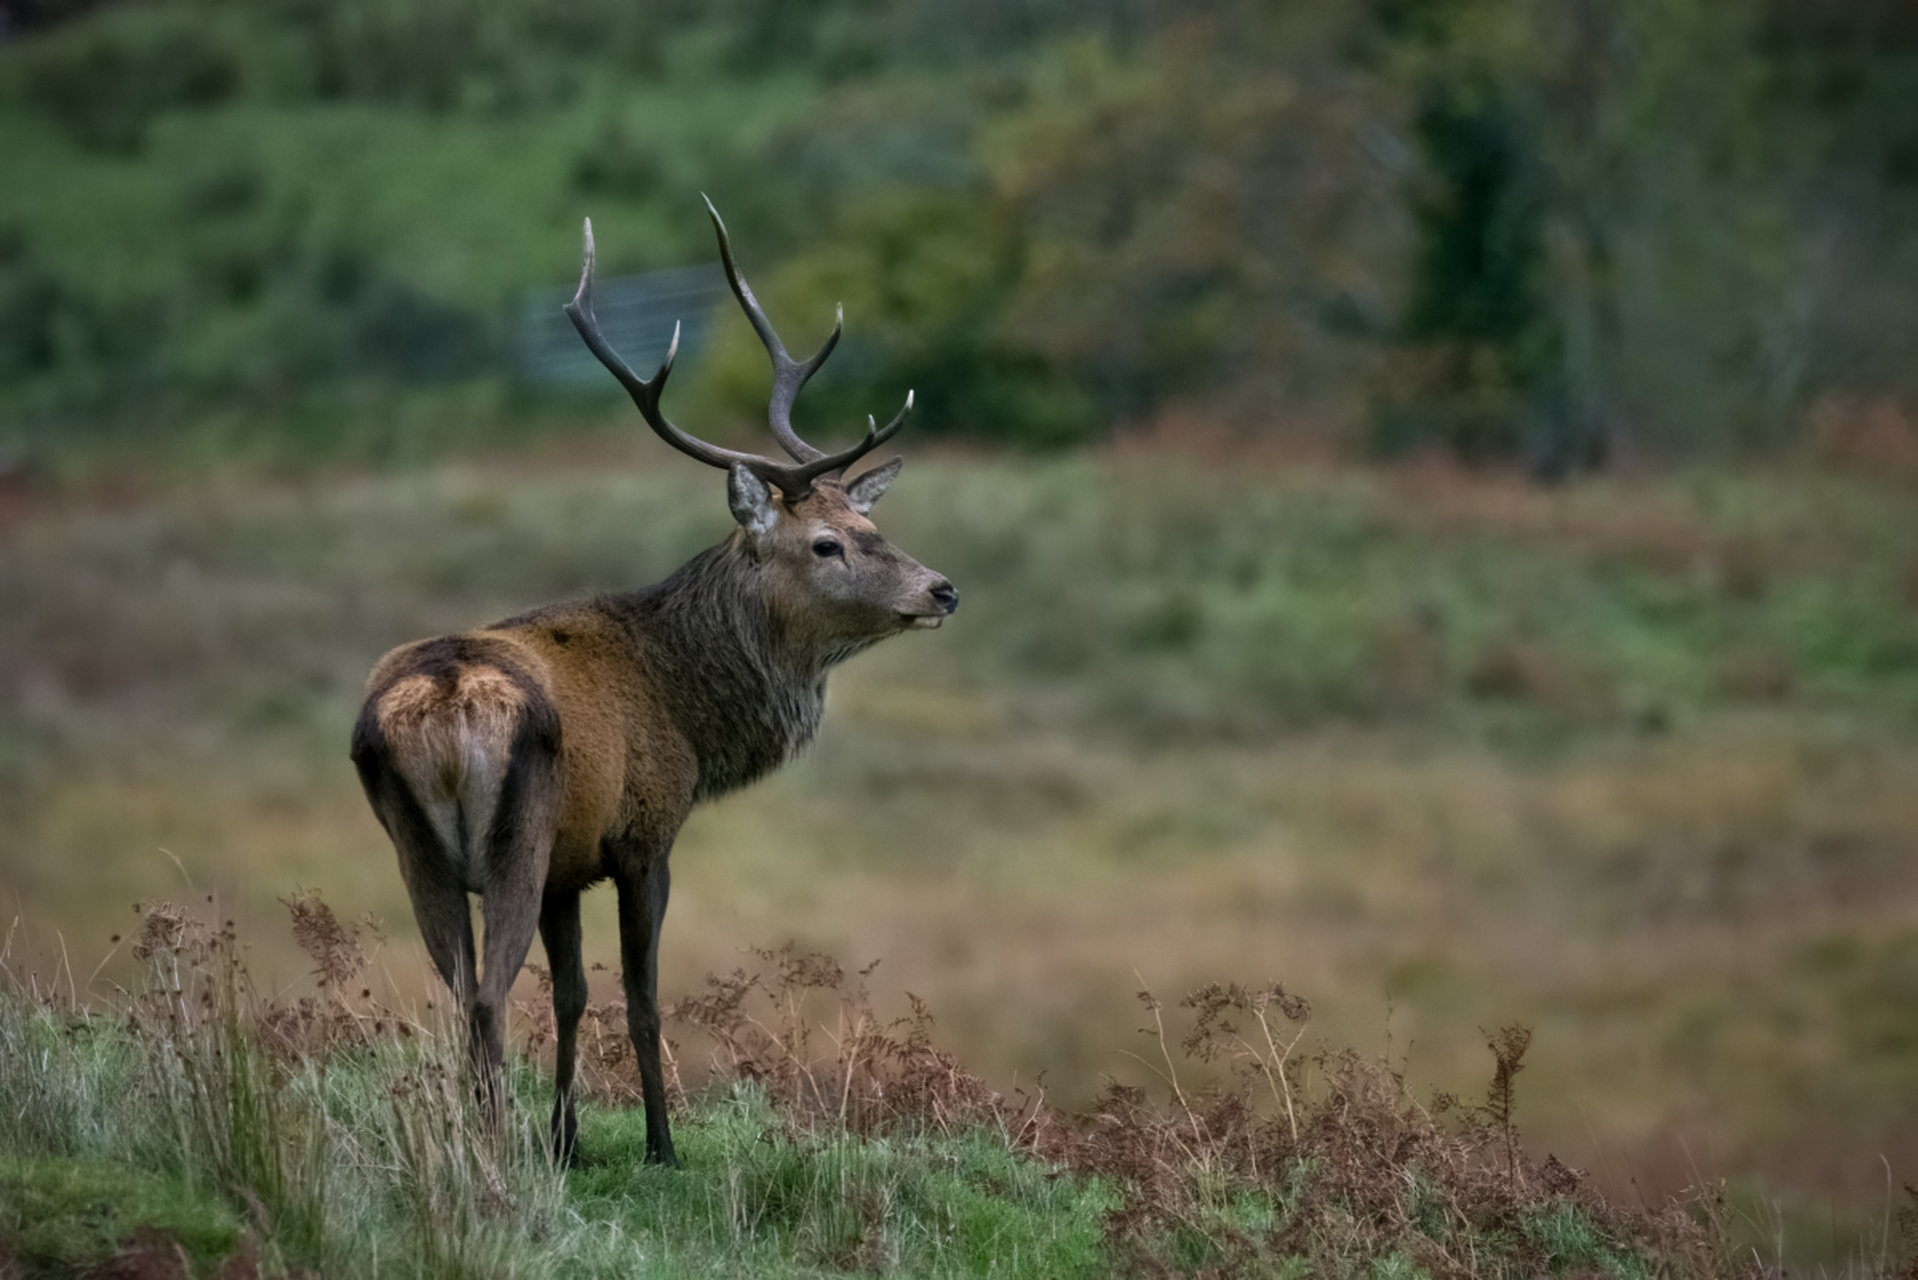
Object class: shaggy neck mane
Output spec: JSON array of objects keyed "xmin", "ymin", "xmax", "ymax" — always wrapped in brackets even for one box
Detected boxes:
[{"xmin": 609, "ymin": 536, "xmax": 833, "ymax": 800}]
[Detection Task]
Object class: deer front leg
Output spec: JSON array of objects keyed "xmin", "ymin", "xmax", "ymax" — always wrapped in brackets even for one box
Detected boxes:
[
  {"xmin": 613, "ymin": 852, "xmax": 676, "ymax": 1166},
  {"xmin": 539, "ymin": 889, "xmax": 587, "ymax": 1165}
]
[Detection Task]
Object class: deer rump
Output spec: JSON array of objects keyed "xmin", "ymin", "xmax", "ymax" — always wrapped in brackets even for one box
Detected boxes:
[{"xmin": 354, "ymin": 635, "xmax": 567, "ymax": 906}]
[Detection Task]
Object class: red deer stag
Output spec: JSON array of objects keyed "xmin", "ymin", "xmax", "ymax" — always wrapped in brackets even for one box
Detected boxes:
[{"xmin": 351, "ymin": 200, "xmax": 957, "ymax": 1166}]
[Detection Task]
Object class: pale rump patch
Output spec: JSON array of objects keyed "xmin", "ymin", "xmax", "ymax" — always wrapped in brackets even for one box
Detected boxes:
[{"xmin": 377, "ymin": 668, "xmax": 528, "ymax": 891}]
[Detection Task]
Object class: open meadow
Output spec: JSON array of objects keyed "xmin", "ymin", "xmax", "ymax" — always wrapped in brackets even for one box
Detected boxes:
[
  {"xmin": 4, "ymin": 439, "xmax": 1916, "ymax": 1270},
  {"xmin": 5, "ymin": 0, "xmax": 1918, "ymax": 1271}
]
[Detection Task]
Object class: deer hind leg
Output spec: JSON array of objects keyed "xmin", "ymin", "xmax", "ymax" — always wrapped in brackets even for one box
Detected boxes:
[
  {"xmin": 539, "ymin": 889, "xmax": 586, "ymax": 1165},
  {"xmin": 352, "ymin": 708, "xmax": 480, "ymax": 1009},
  {"xmin": 468, "ymin": 707, "xmax": 563, "ymax": 1125},
  {"xmin": 366, "ymin": 776, "xmax": 479, "ymax": 1010}
]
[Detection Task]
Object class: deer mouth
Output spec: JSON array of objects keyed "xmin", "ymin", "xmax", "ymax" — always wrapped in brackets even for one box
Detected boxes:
[{"xmin": 901, "ymin": 580, "xmax": 956, "ymax": 630}]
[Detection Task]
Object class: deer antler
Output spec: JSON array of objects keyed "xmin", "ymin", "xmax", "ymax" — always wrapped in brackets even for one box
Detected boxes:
[
  {"xmin": 704, "ymin": 195, "xmax": 836, "ymax": 465},
  {"xmin": 565, "ymin": 210, "xmax": 912, "ymax": 499}
]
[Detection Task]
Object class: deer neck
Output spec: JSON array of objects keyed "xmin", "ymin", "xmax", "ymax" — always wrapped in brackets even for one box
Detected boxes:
[{"xmin": 622, "ymin": 541, "xmax": 832, "ymax": 801}]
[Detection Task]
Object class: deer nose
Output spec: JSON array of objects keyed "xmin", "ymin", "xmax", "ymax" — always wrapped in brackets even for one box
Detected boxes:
[{"xmin": 930, "ymin": 579, "xmax": 959, "ymax": 614}]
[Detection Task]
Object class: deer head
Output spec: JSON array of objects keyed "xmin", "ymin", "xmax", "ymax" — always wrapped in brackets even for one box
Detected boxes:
[{"xmin": 565, "ymin": 200, "xmax": 958, "ymax": 646}]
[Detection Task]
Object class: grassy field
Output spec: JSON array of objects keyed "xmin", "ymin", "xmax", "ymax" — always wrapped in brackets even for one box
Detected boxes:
[
  {"xmin": 3, "ymin": 440, "xmax": 1917, "ymax": 1268},
  {"xmin": 2, "ymin": 895, "xmax": 1753, "ymax": 1278}
]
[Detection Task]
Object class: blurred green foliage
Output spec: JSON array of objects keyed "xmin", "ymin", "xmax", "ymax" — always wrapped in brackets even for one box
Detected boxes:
[{"xmin": 0, "ymin": 0, "xmax": 1914, "ymax": 473}]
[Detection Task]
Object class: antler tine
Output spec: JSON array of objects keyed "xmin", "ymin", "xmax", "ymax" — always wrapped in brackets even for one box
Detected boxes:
[
  {"xmin": 778, "ymin": 389, "xmax": 915, "ymax": 490},
  {"xmin": 703, "ymin": 194, "xmax": 838, "ymax": 464},
  {"xmin": 566, "ymin": 217, "xmax": 787, "ymax": 477}
]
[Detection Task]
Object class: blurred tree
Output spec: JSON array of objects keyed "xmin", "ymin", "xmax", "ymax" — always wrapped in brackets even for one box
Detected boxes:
[
  {"xmin": 1369, "ymin": 0, "xmax": 1615, "ymax": 476},
  {"xmin": 0, "ymin": 0, "xmax": 105, "ymax": 39},
  {"xmin": 1748, "ymin": 0, "xmax": 1918, "ymax": 410},
  {"xmin": 12, "ymin": 6, "xmax": 238, "ymax": 152},
  {"xmin": 698, "ymin": 185, "xmax": 1101, "ymax": 447},
  {"xmin": 1369, "ymin": 0, "xmax": 1918, "ymax": 468},
  {"xmin": 2, "ymin": 0, "xmax": 1916, "ymax": 468},
  {"xmin": 981, "ymin": 23, "xmax": 1401, "ymax": 429},
  {"xmin": 702, "ymin": 15, "xmax": 1403, "ymax": 445}
]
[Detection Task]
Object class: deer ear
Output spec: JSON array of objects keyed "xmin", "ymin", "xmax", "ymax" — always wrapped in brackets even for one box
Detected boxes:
[
  {"xmin": 728, "ymin": 464, "xmax": 778, "ymax": 537},
  {"xmin": 844, "ymin": 457, "xmax": 903, "ymax": 515}
]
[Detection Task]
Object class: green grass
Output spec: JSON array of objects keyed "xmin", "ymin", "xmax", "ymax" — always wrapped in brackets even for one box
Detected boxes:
[
  {"xmin": 0, "ymin": 1154, "xmax": 244, "ymax": 1275},
  {"xmin": 565, "ymin": 1096, "xmax": 1111, "ymax": 1276},
  {"xmin": 0, "ymin": 1083, "xmax": 1110, "ymax": 1279},
  {"xmin": 0, "ymin": 916, "xmax": 1114, "ymax": 1278},
  {"xmin": 0, "ymin": 914, "xmax": 1743, "ymax": 1280}
]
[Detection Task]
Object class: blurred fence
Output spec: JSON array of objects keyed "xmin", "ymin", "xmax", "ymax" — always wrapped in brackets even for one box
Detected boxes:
[{"xmin": 517, "ymin": 263, "xmax": 727, "ymax": 388}]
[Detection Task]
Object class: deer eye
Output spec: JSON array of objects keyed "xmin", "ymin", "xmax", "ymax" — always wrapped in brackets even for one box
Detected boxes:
[{"xmin": 812, "ymin": 538, "xmax": 843, "ymax": 559}]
